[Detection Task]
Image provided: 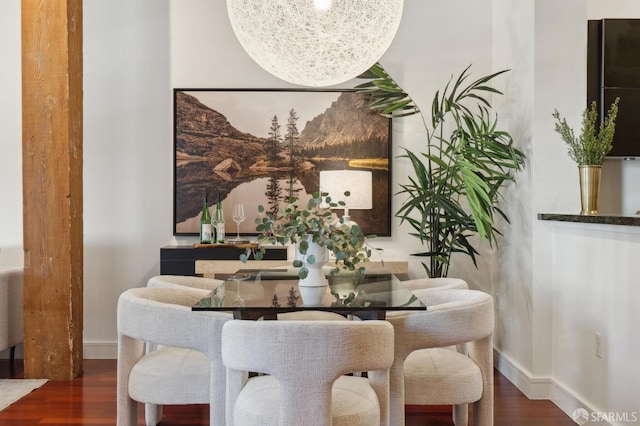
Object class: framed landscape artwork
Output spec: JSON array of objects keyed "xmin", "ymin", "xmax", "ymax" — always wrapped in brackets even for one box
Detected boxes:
[{"xmin": 173, "ymin": 89, "xmax": 392, "ymax": 237}]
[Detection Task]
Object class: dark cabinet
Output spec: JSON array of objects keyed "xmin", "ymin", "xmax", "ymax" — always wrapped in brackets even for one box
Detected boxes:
[
  {"xmin": 160, "ymin": 245, "xmax": 288, "ymax": 276},
  {"xmin": 588, "ymin": 19, "xmax": 640, "ymax": 158}
]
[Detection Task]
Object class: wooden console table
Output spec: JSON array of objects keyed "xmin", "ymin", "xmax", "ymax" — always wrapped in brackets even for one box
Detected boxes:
[
  {"xmin": 161, "ymin": 245, "xmax": 409, "ymax": 279},
  {"xmin": 160, "ymin": 245, "xmax": 288, "ymax": 276}
]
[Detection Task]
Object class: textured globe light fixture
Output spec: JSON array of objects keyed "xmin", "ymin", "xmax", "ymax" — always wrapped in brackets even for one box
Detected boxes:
[{"xmin": 226, "ymin": 0, "xmax": 404, "ymax": 87}]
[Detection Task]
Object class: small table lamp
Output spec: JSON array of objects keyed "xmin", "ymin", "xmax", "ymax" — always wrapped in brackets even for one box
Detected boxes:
[{"xmin": 319, "ymin": 170, "xmax": 373, "ymax": 224}]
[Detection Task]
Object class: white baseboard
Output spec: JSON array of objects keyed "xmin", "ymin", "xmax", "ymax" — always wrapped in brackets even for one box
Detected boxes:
[
  {"xmin": 494, "ymin": 348, "xmax": 610, "ymax": 426},
  {"xmin": 493, "ymin": 348, "xmax": 551, "ymax": 399}
]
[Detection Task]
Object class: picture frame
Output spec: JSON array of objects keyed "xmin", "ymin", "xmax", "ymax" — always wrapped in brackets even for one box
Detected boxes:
[{"xmin": 173, "ymin": 88, "xmax": 392, "ymax": 237}]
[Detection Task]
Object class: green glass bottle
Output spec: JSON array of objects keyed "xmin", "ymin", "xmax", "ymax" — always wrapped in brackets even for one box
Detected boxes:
[
  {"xmin": 213, "ymin": 194, "xmax": 225, "ymax": 243},
  {"xmin": 200, "ymin": 194, "xmax": 212, "ymax": 244}
]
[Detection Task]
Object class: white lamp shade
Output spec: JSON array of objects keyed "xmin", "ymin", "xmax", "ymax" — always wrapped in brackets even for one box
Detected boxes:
[
  {"xmin": 319, "ymin": 170, "xmax": 372, "ymax": 210},
  {"xmin": 226, "ymin": 0, "xmax": 404, "ymax": 87}
]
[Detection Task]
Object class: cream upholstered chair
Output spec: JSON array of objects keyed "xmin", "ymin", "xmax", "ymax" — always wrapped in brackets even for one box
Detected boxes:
[
  {"xmin": 401, "ymin": 277, "xmax": 468, "ymax": 292},
  {"xmin": 386, "ymin": 289, "xmax": 494, "ymax": 426},
  {"xmin": 143, "ymin": 275, "xmax": 231, "ymax": 424},
  {"xmin": 147, "ymin": 274, "xmax": 224, "ymax": 290},
  {"xmin": 117, "ymin": 287, "xmax": 231, "ymax": 426},
  {"xmin": 222, "ymin": 319, "xmax": 394, "ymax": 426},
  {"xmin": 0, "ymin": 267, "xmax": 23, "ymax": 366},
  {"xmin": 142, "ymin": 274, "xmax": 341, "ymax": 425}
]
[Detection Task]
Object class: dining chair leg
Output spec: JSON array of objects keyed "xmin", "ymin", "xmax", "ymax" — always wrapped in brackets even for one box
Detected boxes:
[
  {"xmin": 453, "ymin": 403, "xmax": 468, "ymax": 425},
  {"xmin": 145, "ymin": 403, "xmax": 162, "ymax": 426}
]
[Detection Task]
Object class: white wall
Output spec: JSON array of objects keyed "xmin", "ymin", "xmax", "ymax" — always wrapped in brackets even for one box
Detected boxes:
[
  {"xmin": 491, "ymin": 0, "xmax": 537, "ymax": 379},
  {"xmin": 490, "ymin": 0, "xmax": 587, "ymax": 398},
  {"xmin": 490, "ymin": 1, "xmax": 640, "ymax": 423},
  {"xmin": 532, "ymin": 0, "xmax": 589, "ymax": 384},
  {"xmin": 0, "ymin": 0, "xmax": 23, "ymax": 267},
  {"xmin": 549, "ymin": 223, "xmax": 640, "ymax": 421},
  {"xmin": 588, "ymin": 0, "xmax": 640, "ymax": 19},
  {"xmin": 81, "ymin": 0, "xmax": 173, "ymax": 352}
]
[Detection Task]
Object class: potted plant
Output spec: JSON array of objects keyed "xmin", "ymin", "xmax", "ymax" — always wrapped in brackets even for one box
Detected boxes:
[
  {"xmin": 241, "ymin": 191, "xmax": 376, "ymax": 281},
  {"xmin": 552, "ymin": 98, "xmax": 619, "ymax": 215},
  {"xmin": 356, "ymin": 64, "xmax": 526, "ymax": 278}
]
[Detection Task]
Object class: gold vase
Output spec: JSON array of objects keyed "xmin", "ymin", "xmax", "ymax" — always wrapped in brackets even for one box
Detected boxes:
[{"xmin": 578, "ymin": 165, "xmax": 602, "ymax": 215}]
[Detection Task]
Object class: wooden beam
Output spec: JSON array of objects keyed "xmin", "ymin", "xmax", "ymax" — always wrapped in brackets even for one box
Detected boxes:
[{"xmin": 21, "ymin": 0, "xmax": 83, "ymax": 380}]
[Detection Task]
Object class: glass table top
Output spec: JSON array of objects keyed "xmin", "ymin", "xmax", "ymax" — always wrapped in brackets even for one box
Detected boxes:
[{"xmin": 192, "ymin": 268, "xmax": 426, "ymax": 320}]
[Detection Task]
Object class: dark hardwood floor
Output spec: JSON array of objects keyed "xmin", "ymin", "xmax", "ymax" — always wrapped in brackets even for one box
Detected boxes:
[{"xmin": 0, "ymin": 359, "xmax": 575, "ymax": 425}]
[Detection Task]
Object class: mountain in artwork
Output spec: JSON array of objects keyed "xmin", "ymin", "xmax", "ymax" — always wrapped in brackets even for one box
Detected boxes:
[
  {"xmin": 297, "ymin": 92, "xmax": 388, "ymax": 153},
  {"xmin": 176, "ymin": 91, "xmax": 388, "ymax": 162},
  {"xmin": 174, "ymin": 91, "xmax": 266, "ymax": 169}
]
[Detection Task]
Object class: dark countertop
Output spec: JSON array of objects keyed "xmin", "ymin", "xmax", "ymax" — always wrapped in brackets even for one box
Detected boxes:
[{"xmin": 537, "ymin": 213, "xmax": 640, "ymax": 227}]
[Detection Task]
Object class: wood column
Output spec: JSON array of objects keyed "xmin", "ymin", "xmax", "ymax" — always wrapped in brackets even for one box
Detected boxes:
[{"xmin": 21, "ymin": 0, "xmax": 83, "ymax": 380}]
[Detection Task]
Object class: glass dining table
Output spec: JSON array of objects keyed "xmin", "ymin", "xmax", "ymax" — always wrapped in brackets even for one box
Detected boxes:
[{"xmin": 192, "ymin": 268, "xmax": 426, "ymax": 320}]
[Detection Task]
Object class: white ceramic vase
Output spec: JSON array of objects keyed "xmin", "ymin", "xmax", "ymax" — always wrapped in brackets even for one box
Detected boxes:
[{"xmin": 295, "ymin": 239, "xmax": 329, "ymax": 306}]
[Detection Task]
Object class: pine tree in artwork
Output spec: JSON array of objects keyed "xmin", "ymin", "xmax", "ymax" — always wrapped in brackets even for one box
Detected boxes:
[
  {"xmin": 266, "ymin": 115, "xmax": 282, "ymax": 162},
  {"xmin": 265, "ymin": 176, "xmax": 282, "ymax": 216},
  {"xmin": 284, "ymin": 109, "xmax": 301, "ymax": 200},
  {"xmin": 265, "ymin": 115, "xmax": 284, "ymax": 215},
  {"xmin": 285, "ymin": 109, "xmax": 299, "ymax": 162}
]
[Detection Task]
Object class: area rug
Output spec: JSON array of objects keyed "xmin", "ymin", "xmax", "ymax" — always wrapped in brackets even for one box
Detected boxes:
[{"xmin": 0, "ymin": 379, "xmax": 48, "ymax": 411}]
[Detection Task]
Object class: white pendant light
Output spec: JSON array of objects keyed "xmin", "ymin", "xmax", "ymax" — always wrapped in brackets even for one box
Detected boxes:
[{"xmin": 226, "ymin": 0, "xmax": 404, "ymax": 87}]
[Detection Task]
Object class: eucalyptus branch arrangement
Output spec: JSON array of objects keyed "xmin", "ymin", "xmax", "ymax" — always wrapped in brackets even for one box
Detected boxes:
[
  {"xmin": 241, "ymin": 191, "xmax": 377, "ymax": 279},
  {"xmin": 552, "ymin": 98, "xmax": 619, "ymax": 165},
  {"xmin": 356, "ymin": 64, "xmax": 525, "ymax": 278}
]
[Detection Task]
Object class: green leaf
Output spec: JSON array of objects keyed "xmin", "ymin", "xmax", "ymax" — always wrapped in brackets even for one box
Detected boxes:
[
  {"xmin": 365, "ymin": 63, "xmax": 524, "ymax": 277},
  {"xmin": 298, "ymin": 267, "xmax": 309, "ymax": 280},
  {"xmin": 381, "ymin": 99, "xmax": 413, "ymax": 114},
  {"xmin": 356, "ymin": 63, "xmax": 420, "ymax": 118}
]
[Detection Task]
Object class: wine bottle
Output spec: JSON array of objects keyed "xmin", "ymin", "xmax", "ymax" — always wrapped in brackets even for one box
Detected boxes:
[
  {"xmin": 200, "ymin": 194, "xmax": 212, "ymax": 244},
  {"xmin": 213, "ymin": 194, "xmax": 225, "ymax": 243}
]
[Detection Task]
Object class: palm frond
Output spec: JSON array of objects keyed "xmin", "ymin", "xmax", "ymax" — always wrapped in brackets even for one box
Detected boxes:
[
  {"xmin": 358, "ymin": 63, "xmax": 525, "ymax": 277},
  {"xmin": 355, "ymin": 62, "xmax": 420, "ymax": 118}
]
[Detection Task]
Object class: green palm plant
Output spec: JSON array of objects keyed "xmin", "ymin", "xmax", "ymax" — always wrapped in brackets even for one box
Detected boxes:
[{"xmin": 356, "ymin": 64, "xmax": 526, "ymax": 278}]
